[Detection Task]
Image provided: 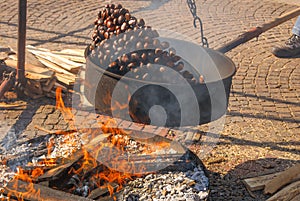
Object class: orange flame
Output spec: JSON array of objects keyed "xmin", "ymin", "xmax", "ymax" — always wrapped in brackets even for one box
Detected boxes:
[
  {"xmin": 6, "ymin": 86, "xmax": 155, "ymax": 200},
  {"xmin": 56, "ymin": 87, "xmax": 75, "ymax": 129},
  {"xmin": 6, "ymin": 168, "xmax": 42, "ymax": 201}
]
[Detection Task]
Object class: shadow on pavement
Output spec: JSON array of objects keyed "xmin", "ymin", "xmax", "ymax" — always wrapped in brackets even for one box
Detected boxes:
[
  {"xmin": 0, "ymin": 21, "xmax": 91, "ymax": 47},
  {"xmin": 131, "ymin": 0, "xmax": 171, "ymax": 13}
]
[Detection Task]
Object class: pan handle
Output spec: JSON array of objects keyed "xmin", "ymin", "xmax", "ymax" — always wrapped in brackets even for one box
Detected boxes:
[{"xmin": 217, "ymin": 7, "xmax": 300, "ymax": 54}]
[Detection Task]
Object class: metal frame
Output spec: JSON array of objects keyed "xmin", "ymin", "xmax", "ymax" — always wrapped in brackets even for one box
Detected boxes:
[{"xmin": 17, "ymin": 0, "xmax": 27, "ymax": 86}]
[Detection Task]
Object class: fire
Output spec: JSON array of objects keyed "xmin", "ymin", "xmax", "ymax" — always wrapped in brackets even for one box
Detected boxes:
[
  {"xmin": 5, "ymin": 87, "xmax": 167, "ymax": 199},
  {"xmin": 55, "ymin": 86, "xmax": 138, "ymax": 196},
  {"xmin": 56, "ymin": 87, "xmax": 75, "ymax": 128},
  {"xmin": 5, "ymin": 168, "xmax": 42, "ymax": 201},
  {"xmin": 97, "ymin": 170, "xmax": 133, "ymax": 193}
]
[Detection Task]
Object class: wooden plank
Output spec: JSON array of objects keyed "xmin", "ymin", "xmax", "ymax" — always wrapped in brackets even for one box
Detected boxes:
[
  {"xmin": 264, "ymin": 163, "xmax": 300, "ymax": 194},
  {"xmin": 26, "ymin": 79, "xmax": 43, "ymax": 95},
  {"xmin": 24, "ymin": 71, "xmax": 53, "ymax": 81},
  {"xmin": 38, "ymin": 155, "xmax": 82, "ymax": 182},
  {"xmin": 57, "ymin": 49, "xmax": 85, "ymax": 57},
  {"xmin": 4, "ymin": 180, "xmax": 93, "ymax": 201},
  {"xmin": 88, "ymin": 182, "xmax": 118, "ymax": 199},
  {"xmin": 42, "ymin": 75, "xmax": 57, "ymax": 93},
  {"xmin": 34, "ymin": 56, "xmax": 76, "ymax": 77},
  {"xmin": 5, "ymin": 59, "xmax": 54, "ymax": 81},
  {"xmin": 52, "ymin": 54, "xmax": 85, "ymax": 63},
  {"xmin": 55, "ymin": 74, "xmax": 75, "ymax": 86},
  {"xmin": 26, "ymin": 45, "xmax": 82, "ymax": 73},
  {"xmin": 52, "ymin": 49, "xmax": 85, "ymax": 63},
  {"xmin": 242, "ymin": 172, "xmax": 281, "ymax": 192},
  {"xmin": 0, "ymin": 102, "xmax": 27, "ymax": 109},
  {"xmin": 266, "ymin": 180, "xmax": 300, "ymax": 201},
  {"xmin": 33, "ymin": 57, "xmax": 75, "ymax": 86}
]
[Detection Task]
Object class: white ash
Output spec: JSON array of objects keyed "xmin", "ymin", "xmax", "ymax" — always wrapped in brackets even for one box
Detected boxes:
[
  {"xmin": 110, "ymin": 134, "xmax": 178, "ymax": 156},
  {"xmin": 119, "ymin": 165, "xmax": 209, "ymax": 201},
  {"xmin": 49, "ymin": 133, "xmax": 83, "ymax": 159},
  {"xmin": 3, "ymin": 143, "xmax": 32, "ymax": 158},
  {"xmin": 0, "ymin": 164, "xmax": 15, "ymax": 197}
]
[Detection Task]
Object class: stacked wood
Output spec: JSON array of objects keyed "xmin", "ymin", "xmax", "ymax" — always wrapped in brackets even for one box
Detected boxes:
[
  {"xmin": 2, "ymin": 45, "xmax": 85, "ymax": 99},
  {"xmin": 243, "ymin": 163, "xmax": 300, "ymax": 201},
  {"xmin": 24, "ymin": 45, "xmax": 84, "ymax": 87}
]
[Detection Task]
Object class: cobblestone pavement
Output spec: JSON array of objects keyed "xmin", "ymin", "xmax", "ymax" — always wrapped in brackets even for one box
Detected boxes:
[{"xmin": 1, "ymin": 0, "xmax": 300, "ymax": 200}]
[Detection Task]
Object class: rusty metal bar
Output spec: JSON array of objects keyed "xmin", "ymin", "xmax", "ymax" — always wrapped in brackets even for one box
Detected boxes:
[
  {"xmin": 17, "ymin": 0, "xmax": 27, "ymax": 92},
  {"xmin": 0, "ymin": 72, "xmax": 16, "ymax": 99}
]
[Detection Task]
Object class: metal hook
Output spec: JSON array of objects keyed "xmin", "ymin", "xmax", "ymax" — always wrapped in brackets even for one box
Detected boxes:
[{"xmin": 194, "ymin": 17, "xmax": 209, "ymax": 48}]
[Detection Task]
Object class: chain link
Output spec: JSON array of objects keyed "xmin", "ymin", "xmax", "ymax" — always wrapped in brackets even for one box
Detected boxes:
[{"xmin": 186, "ymin": 0, "xmax": 209, "ymax": 47}]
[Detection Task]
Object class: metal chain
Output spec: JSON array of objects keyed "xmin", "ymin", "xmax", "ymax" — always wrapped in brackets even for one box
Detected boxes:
[{"xmin": 186, "ymin": 0, "xmax": 209, "ymax": 47}]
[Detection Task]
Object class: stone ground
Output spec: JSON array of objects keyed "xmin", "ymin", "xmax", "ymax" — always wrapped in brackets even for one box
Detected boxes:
[{"xmin": 0, "ymin": 0, "xmax": 300, "ymax": 200}]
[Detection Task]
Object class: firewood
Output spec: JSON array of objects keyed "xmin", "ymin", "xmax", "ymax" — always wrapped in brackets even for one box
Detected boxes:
[
  {"xmin": 264, "ymin": 163, "xmax": 300, "ymax": 194},
  {"xmin": 33, "ymin": 56, "xmax": 76, "ymax": 77},
  {"xmin": 37, "ymin": 159, "xmax": 80, "ymax": 182},
  {"xmin": 266, "ymin": 180, "xmax": 300, "ymax": 201},
  {"xmin": 5, "ymin": 59, "xmax": 54, "ymax": 81},
  {"xmin": 26, "ymin": 45, "xmax": 82, "ymax": 73},
  {"xmin": 4, "ymin": 179, "xmax": 93, "ymax": 201},
  {"xmin": 42, "ymin": 74, "xmax": 57, "ymax": 92},
  {"xmin": 88, "ymin": 182, "xmax": 118, "ymax": 199},
  {"xmin": 55, "ymin": 73, "xmax": 75, "ymax": 86},
  {"xmin": 52, "ymin": 49, "xmax": 85, "ymax": 63},
  {"xmin": 0, "ymin": 102, "xmax": 27, "ymax": 108},
  {"xmin": 45, "ymin": 90, "xmax": 58, "ymax": 99},
  {"xmin": 242, "ymin": 172, "xmax": 281, "ymax": 191},
  {"xmin": 84, "ymin": 134, "xmax": 111, "ymax": 150},
  {"xmin": 55, "ymin": 49, "xmax": 84, "ymax": 57},
  {"xmin": 24, "ymin": 92, "xmax": 45, "ymax": 99},
  {"xmin": 26, "ymin": 79, "xmax": 43, "ymax": 95},
  {"xmin": 32, "ymin": 57, "xmax": 76, "ymax": 86}
]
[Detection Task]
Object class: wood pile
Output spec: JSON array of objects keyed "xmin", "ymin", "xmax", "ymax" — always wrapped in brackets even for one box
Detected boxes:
[
  {"xmin": 243, "ymin": 163, "xmax": 300, "ymax": 201},
  {"xmin": 1, "ymin": 45, "xmax": 85, "ymax": 99}
]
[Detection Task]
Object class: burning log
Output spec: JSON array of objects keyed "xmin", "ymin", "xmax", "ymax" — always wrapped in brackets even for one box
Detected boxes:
[
  {"xmin": 88, "ymin": 182, "xmax": 118, "ymax": 199},
  {"xmin": 4, "ymin": 179, "xmax": 93, "ymax": 201},
  {"xmin": 37, "ymin": 159, "xmax": 80, "ymax": 182}
]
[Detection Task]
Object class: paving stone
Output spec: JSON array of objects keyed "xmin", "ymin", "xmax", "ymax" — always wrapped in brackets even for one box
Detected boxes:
[
  {"xmin": 118, "ymin": 120, "xmax": 132, "ymax": 129},
  {"xmin": 142, "ymin": 125, "xmax": 158, "ymax": 134},
  {"xmin": 42, "ymin": 106, "xmax": 55, "ymax": 114},
  {"xmin": 128, "ymin": 122, "xmax": 145, "ymax": 131}
]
